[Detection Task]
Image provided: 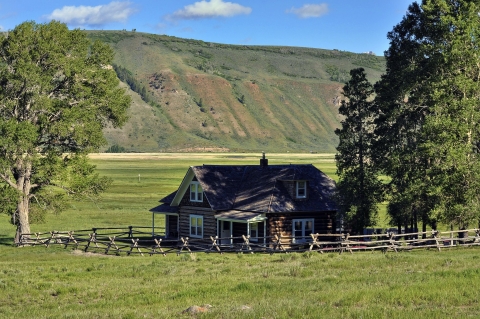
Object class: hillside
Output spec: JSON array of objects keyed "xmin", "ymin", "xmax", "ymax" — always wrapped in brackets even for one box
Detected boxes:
[{"xmin": 88, "ymin": 31, "xmax": 385, "ymax": 153}]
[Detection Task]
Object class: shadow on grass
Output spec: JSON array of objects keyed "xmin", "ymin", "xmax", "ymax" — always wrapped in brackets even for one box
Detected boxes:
[{"xmin": 0, "ymin": 235, "xmax": 14, "ymax": 246}]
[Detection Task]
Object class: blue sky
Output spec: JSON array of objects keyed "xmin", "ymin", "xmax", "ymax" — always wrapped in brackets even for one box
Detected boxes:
[{"xmin": 0, "ymin": 0, "xmax": 414, "ymax": 55}]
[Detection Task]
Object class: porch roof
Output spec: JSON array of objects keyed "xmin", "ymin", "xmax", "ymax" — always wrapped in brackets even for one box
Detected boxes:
[
  {"xmin": 214, "ymin": 210, "xmax": 266, "ymax": 222},
  {"xmin": 150, "ymin": 203, "xmax": 179, "ymax": 215}
]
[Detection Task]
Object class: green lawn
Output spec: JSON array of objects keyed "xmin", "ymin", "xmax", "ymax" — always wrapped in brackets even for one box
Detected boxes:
[
  {"xmin": 1, "ymin": 153, "xmax": 477, "ymax": 318},
  {"xmin": 1, "ymin": 243, "xmax": 479, "ymax": 318}
]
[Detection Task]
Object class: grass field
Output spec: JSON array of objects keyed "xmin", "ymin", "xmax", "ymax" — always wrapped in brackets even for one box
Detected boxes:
[{"xmin": 1, "ymin": 153, "xmax": 479, "ymax": 318}]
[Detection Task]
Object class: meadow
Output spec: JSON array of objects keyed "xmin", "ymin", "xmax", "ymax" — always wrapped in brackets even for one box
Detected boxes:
[{"xmin": 1, "ymin": 153, "xmax": 479, "ymax": 318}]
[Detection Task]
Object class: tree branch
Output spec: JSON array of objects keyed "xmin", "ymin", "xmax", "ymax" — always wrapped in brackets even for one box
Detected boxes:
[{"xmin": 0, "ymin": 172, "xmax": 19, "ymax": 190}]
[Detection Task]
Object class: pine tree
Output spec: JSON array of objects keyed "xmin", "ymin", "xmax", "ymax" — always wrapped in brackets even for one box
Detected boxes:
[
  {"xmin": 335, "ymin": 68, "xmax": 383, "ymax": 234},
  {"xmin": 374, "ymin": 0, "xmax": 480, "ymax": 231}
]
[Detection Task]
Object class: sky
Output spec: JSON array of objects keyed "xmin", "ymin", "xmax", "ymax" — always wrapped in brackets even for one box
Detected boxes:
[{"xmin": 0, "ymin": 0, "xmax": 415, "ymax": 55}]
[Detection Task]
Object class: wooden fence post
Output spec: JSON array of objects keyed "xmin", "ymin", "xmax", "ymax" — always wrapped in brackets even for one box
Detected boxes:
[
  {"xmin": 271, "ymin": 234, "xmax": 286, "ymax": 254},
  {"xmin": 432, "ymin": 230, "xmax": 441, "ymax": 252},
  {"xmin": 475, "ymin": 229, "xmax": 480, "ymax": 244},
  {"xmin": 388, "ymin": 232, "xmax": 398, "ymax": 253},
  {"xmin": 240, "ymin": 235, "xmax": 253, "ymax": 253},
  {"xmin": 85, "ymin": 232, "xmax": 98, "ymax": 252},
  {"xmin": 105, "ymin": 236, "xmax": 119, "ymax": 255},
  {"xmin": 64, "ymin": 231, "xmax": 78, "ymax": 249},
  {"xmin": 128, "ymin": 226, "xmax": 133, "ymax": 238},
  {"xmin": 208, "ymin": 236, "xmax": 222, "ymax": 254},
  {"xmin": 340, "ymin": 234, "xmax": 352, "ymax": 255},
  {"xmin": 128, "ymin": 238, "xmax": 144, "ymax": 256},
  {"xmin": 178, "ymin": 237, "xmax": 192, "ymax": 255},
  {"xmin": 309, "ymin": 233, "xmax": 322, "ymax": 253},
  {"xmin": 151, "ymin": 238, "xmax": 166, "ymax": 256}
]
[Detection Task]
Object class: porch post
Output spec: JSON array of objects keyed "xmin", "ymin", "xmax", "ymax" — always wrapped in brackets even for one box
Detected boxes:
[
  {"xmin": 217, "ymin": 219, "xmax": 219, "ymax": 238},
  {"xmin": 176, "ymin": 215, "xmax": 179, "ymax": 238},
  {"xmin": 247, "ymin": 222, "xmax": 250, "ymax": 238},
  {"xmin": 165, "ymin": 215, "xmax": 169, "ymax": 238},
  {"xmin": 264, "ymin": 220, "xmax": 267, "ymax": 245},
  {"xmin": 230, "ymin": 221, "xmax": 233, "ymax": 246}
]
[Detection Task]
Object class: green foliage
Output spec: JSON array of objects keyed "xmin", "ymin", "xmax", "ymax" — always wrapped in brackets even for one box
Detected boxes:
[
  {"xmin": 335, "ymin": 68, "xmax": 383, "ymax": 233},
  {"xmin": 194, "ymin": 98, "xmax": 203, "ymax": 107},
  {"xmin": 325, "ymin": 64, "xmax": 349, "ymax": 83},
  {"xmin": 0, "ymin": 185, "xmax": 19, "ymax": 218},
  {"xmin": 105, "ymin": 144, "xmax": 126, "ymax": 153},
  {"xmin": 0, "ymin": 21, "xmax": 130, "ymax": 239},
  {"xmin": 86, "ymin": 30, "xmax": 135, "ymax": 44},
  {"xmin": 373, "ymin": 0, "xmax": 480, "ymax": 230},
  {"xmin": 237, "ymin": 94, "xmax": 245, "ymax": 104},
  {"xmin": 112, "ymin": 64, "xmax": 154, "ymax": 104}
]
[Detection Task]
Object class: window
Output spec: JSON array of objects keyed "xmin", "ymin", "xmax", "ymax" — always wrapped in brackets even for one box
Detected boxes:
[
  {"xmin": 292, "ymin": 219, "xmax": 314, "ymax": 243},
  {"xmin": 190, "ymin": 215, "xmax": 203, "ymax": 238},
  {"xmin": 190, "ymin": 182, "xmax": 203, "ymax": 202},
  {"xmin": 296, "ymin": 181, "xmax": 307, "ymax": 198},
  {"xmin": 249, "ymin": 223, "xmax": 258, "ymax": 242}
]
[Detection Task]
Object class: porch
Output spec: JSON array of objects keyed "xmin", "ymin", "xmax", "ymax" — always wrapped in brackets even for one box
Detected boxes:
[{"xmin": 215, "ymin": 210, "xmax": 267, "ymax": 245}]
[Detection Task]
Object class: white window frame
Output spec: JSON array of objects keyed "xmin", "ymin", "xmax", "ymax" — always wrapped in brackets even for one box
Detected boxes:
[
  {"xmin": 190, "ymin": 181, "xmax": 203, "ymax": 202},
  {"xmin": 249, "ymin": 223, "xmax": 258, "ymax": 242},
  {"xmin": 296, "ymin": 181, "xmax": 307, "ymax": 198},
  {"xmin": 190, "ymin": 214, "xmax": 203, "ymax": 238},
  {"xmin": 292, "ymin": 218, "xmax": 314, "ymax": 243}
]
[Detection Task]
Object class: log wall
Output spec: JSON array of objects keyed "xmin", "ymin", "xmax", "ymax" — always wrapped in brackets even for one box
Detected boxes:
[
  {"xmin": 268, "ymin": 211, "xmax": 335, "ymax": 240},
  {"xmin": 178, "ymin": 206, "xmax": 216, "ymax": 238}
]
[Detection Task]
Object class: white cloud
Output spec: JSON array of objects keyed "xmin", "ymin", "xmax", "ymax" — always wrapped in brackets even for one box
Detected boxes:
[
  {"xmin": 170, "ymin": 0, "xmax": 251, "ymax": 20},
  {"xmin": 286, "ymin": 3, "xmax": 329, "ymax": 19},
  {"xmin": 45, "ymin": 1, "xmax": 136, "ymax": 27}
]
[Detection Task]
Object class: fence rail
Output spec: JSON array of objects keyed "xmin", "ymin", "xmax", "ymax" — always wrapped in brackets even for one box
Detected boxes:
[{"xmin": 18, "ymin": 227, "xmax": 480, "ymax": 256}]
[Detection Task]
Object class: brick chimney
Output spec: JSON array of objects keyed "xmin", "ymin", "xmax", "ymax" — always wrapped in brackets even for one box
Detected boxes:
[{"xmin": 260, "ymin": 152, "xmax": 268, "ymax": 168}]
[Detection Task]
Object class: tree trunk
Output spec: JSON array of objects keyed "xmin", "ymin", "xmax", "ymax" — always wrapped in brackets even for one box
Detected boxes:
[
  {"xmin": 422, "ymin": 217, "xmax": 427, "ymax": 239},
  {"xmin": 14, "ymin": 159, "xmax": 32, "ymax": 245},
  {"xmin": 15, "ymin": 195, "xmax": 31, "ymax": 244}
]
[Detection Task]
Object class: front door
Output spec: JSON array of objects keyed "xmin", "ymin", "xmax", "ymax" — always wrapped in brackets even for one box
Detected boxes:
[{"xmin": 220, "ymin": 221, "xmax": 231, "ymax": 245}]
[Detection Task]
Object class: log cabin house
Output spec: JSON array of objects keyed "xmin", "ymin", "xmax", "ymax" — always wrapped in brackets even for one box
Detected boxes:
[{"xmin": 150, "ymin": 154, "xmax": 337, "ymax": 244}]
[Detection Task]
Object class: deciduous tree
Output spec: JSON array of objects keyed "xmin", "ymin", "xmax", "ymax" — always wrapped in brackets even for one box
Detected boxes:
[{"xmin": 0, "ymin": 21, "xmax": 130, "ymax": 243}]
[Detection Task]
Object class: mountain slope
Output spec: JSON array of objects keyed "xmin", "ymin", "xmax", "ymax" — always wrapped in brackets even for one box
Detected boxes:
[{"xmin": 89, "ymin": 31, "xmax": 385, "ymax": 152}]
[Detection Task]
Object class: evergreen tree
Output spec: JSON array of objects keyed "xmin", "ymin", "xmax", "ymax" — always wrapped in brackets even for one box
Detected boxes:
[
  {"xmin": 374, "ymin": 0, "xmax": 480, "ymax": 231},
  {"xmin": 335, "ymin": 68, "xmax": 383, "ymax": 234},
  {"xmin": 0, "ymin": 21, "xmax": 130, "ymax": 243}
]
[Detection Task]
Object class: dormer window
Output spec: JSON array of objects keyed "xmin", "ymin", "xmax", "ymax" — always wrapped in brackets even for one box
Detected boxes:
[
  {"xmin": 190, "ymin": 181, "xmax": 203, "ymax": 202},
  {"xmin": 296, "ymin": 181, "xmax": 307, "ymax": 198}
]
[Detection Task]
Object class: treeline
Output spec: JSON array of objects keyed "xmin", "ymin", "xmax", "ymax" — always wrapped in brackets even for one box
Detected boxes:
[
  {"xmin": 105, "ymin": 144, "xmax": 126, "ymax": 153},
  {"xmin": 335, "ymin": 0, "xmax": 480, "ymax": 236},
  {"xmin": 112, "ymin": 64, "xmax": 156, "ymax": 105}
]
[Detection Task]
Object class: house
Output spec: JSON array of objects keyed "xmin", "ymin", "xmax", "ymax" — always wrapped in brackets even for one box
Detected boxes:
[{"xmin": 150, "ymin": 154, "xmax": 337, "ymax": 244}]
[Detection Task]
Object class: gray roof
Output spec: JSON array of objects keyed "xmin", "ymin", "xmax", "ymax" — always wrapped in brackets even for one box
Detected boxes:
[
  {"xmin": 150, "ymin": 203, "xmax": 178, "ymax": 213},
  {"xmin": 158, "ymin": 164, "xmax": 337, "ymax": 213}
]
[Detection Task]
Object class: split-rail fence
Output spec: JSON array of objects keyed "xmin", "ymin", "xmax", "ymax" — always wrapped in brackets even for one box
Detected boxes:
[{"xmin": 18, "ymin": 227, "xmax": 480, "ymax": 256}]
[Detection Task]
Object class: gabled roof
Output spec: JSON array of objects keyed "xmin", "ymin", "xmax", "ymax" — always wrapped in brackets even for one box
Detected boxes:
[{"xmin": 160, "ymin": 163, "xmax": 337, "ymax": 213}]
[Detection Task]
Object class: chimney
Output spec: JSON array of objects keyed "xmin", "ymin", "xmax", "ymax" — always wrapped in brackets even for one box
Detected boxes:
[{"xmin": 260, "ymin": 152, "xmax": 268, "ymax": 168}]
